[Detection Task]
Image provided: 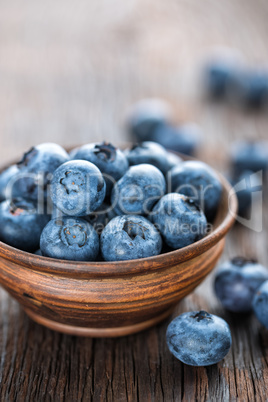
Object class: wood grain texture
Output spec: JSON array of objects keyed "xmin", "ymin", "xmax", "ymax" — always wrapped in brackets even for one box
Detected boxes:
[{"xmin": 0, "ymin": 0, "xmax": 268, "ymax": 400}]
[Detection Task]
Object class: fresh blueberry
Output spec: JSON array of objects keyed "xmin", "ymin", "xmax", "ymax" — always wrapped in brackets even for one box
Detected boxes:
[
  {"xmin": 230, "ymin": 141, "xmax": 268, "ymax": 177},
  {"xmin": 127, "ymin": 98, "xmax": 172, "ymax": 142},
  {"xmin": 166, "ymin": 310, "xmax": 232, "ymax": 366},
  {"xmin": 152, "ymin": 123, "xmax": 202, "ymax": 156},
  {"xmin": 252, "ymin": 280, "xmax": 268, "ymax": 328},
  {"xmin": 0, "ymin": 199, "xmax": 50, "ymax": 252},
  {"xmin": 13, "ymin": 143, "xmax": 70, "ymax": 201},
  {"xmin": 204, "ymin": 56, "xmax": 241, "ymax": 99},
  {"xmin": 214, "ymin": 257, "xmax": 268, "ymax": 313},
  {"xmin": 230, "ymin": 170, "xmax": 262, "ymax": 217},
  {"xmin": 151, "ymin": 193, "xmax": 207, "ymax": 249},
  {"xmin": 71, "ymin": 142, "xmax": 129, "ymax": 195},
  {"xmin": 0, "ymin": 165, "xmax": 19, "ymax": 202},
  {"xmin": 34, "ymin": 249, "xmax": 42, "ymax": 256},
  {"xmin": 100, "ymin": 215, "xmax": 162, "ymax": 261},
  {"xmin": 111, "ymin": 164, "xmax": 166, "ymax": 216},
  {"xmin": 166, "ymin": 152, "xmax": 183, "ymax": 171},
  {"xmin": 232, "ymin": 70, "xmax": 268, "ymax": 108},
  {"xmin": 40, "ymin": 217, "xmax": 99, "ymax": 261},
  {"xmin": 125, "ymin": 141, "xmax": 169, "ymax": 174},
  {"xmin": 50, "ymin": 160, "xmax": 106, "ymax": 217},
  {"xmin": 168, "ymin": 161, "xmax": 222, "ymax": 222}
]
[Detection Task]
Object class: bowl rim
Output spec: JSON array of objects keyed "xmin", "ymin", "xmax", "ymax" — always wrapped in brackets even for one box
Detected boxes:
[{"xmin": 0, "ymin": 152, "xmax": 237, "ymax": 278}]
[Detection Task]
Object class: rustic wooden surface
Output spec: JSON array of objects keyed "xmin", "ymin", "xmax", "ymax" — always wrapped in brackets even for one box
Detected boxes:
[{"xmin": 0, "ymin": 0, "xmax": 268, "ymax": 400}]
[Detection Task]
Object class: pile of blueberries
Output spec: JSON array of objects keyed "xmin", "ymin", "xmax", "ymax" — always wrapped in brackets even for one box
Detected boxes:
[
  {"xmin": 0, "ymin": 136, "xmax": 222, "ymax": 262},
  {"xmin": 0, "ymin": 97, "xmax": 267, "ymax": 368}
]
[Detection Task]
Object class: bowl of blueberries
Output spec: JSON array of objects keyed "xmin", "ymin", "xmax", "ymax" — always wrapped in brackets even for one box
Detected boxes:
[{"xmin": 0, "ymin": 136, "xmax": 237, "ymax": 337}]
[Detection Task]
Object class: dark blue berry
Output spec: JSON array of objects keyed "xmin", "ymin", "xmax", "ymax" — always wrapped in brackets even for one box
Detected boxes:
[
  {"xmin": 168, "ymin": 161, "xmax": 222, "ymax": 222},
  {"xmin": 0, "ymin": 199, "xmax": 50, "ymax": 252},
  {"xmin": 40, "ymin": 217, "xmax": 99, "ymax": 261},
  {"xmin": 214, "ymin": 257, "xmax": 268, "ymax": 313},
  {"xmin": 253, "ymin": 280, "xmax": 268, "ymax": 328},
  {"xmin": 111, "ymin": 164, "xmax": 166, "ymax": 216},
  {"xmin": 100, "ymin": 215, "xmax": 162, "ymax": 261},
  {"xmin": 50, "ymin": 160, "xmax": 106, "ymax": 217},
  {"xmin": 166, "ymin": 311, "xmax": 232, "ymax": 366},
  {"xmin": 71, "ymin": 142, "xmax": 128, "ymax": 195},
  {"xmin": 151, "ymin": 193, "xmax": 207, "ymax": 249},
  {"xmin": 125, "ymin": 141, "xmax": 169, "ymax": 174}
]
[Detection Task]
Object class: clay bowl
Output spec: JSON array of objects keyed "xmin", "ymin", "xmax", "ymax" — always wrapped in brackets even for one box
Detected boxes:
[{"xmin": 0, "ymin": 154, "xmax": 237, "ymax": 337}]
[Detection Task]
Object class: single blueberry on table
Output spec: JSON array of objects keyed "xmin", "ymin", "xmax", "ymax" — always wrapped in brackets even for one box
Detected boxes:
[
  {"xmin": 0, "ymin": 199, "xmax": 50, "ymax": 252},
  {"xmin": 252, "ymin": 280, "xmax": 268, "ymax": 328},
  {"xmin": 125, "ymin": 141, "xmax": 169, "ymax": 174},
  {"xmin": 168, "ymin": 161, "xmax": 222, "ymax": 222},
  {"xmin": 100, "ymin": 215, "xmax": 162, "ymax": 261},
  {"xmin": 50, "ymin": 160, "xmax": 106, "ymax": 217},
  {"xmin": 0, "ymin": 165, "xmax": 19, "ymax": 202},
  {"xmin": 152, "ymin": 123, "xmax": 202, "ymax": 156},
  {"xmin": 214, "ymin": 257, "xmax": 268, "ymax": 313},
  {"xmin": 111, "ymin": 164, "xmax": 166, "ymax": 216},
  {"xmin": 166, "ymin": 152, "xmax": 183, "ymax": 171},
  {"xmin": 166, "ymin": 311, "xmax": 232, "ymax": 366},
  {"xmin": 71, "ymin": 142, "xmax": 129, "ymax": 195},
  {"xmin": 13, "ymin": 143, "xmax": 70, "ymax": 201},
  {"xmin": 230, "ymin": 140, "xmax": 268, "ymax": 177},
  {"xmin": 40, "ymin": 217, "xmax": 99, "ymax": 261},
  {"xmin": 151, "ymin": 193, "xmax": 207, "ymax": 249},
  {"xmin": 127, "ymin": 98, "xmax": 172, "ymax": 142}
]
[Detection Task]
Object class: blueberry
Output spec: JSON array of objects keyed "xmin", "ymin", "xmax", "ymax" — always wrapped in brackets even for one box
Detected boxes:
[
  {"xmin": 40, "ymin": 217, "xmax": 99, "ymax": 261},
  {"xmin": 230, "ymin": 141, "xmax": 268, "ymax": 177},
  {"xmin": 151, "ymin": 193, "xmax": 207, "ymax": 249},
  {"xmin": 0, "ymin": 165, "xmax": 19, "ymax": 202},
  {"xmin": 127, "ymin": 98, "xmax": 172, "ymax": 142},
  {"xmin": 100, "ymin": 215, "xmax": 162, "ymax": 261},
  {"xmin": 166, "ymin": 152, "xmax": 183, "ymax": 171},
  {"xmin": 111, "ymin": 164, "xmax": 166, "ymax": 216},
  {"xmin": 14, "ymin": 143, "xmax": 70, "ymax": 201},
  {"xmin": 125, "ymin": 141, "xmax": 169, "ymax": 174},
  {"xmin": 168, "ymin": 161, "xmax": 222, "ymax": 222},
  {"xmin": 166, "ymin": 311, "xmax": 232, "ymax": 366},
  {"xmin": 152, "ymin": 123, "xmax": 202, "ymax": 156},
  {"xmin": 232, "ymin": 70, "xmax": 268, "ymax": 108},
  {"xmin": 71, "ymin": 142, "xmax": 129, "ymax": 195},
  {"xmin": 204, "ymin": 57, "xmax": 241, "ymax": 99},
  {"xmin": 252, "ymin": 280, "xmax": 268, "ymax": 328},
  {"xmin": 230, "ymin": 170, "xmax": 262, "ymax": 217},
  {"xmin": 50, "ymin": 160, "xmax": 106, "ymax": 217},
  {"xmin": 214, "ymin": 257, "xmax": 268, "ymax": 313},
  {"xmin": 0, "ymin": 199, "xmax": 50, "ymax": 252}
]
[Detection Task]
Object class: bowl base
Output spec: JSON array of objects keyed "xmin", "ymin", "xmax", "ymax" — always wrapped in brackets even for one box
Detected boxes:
[{"xmin": 24, "ymin": 307, "xmax": 175, "ymax": 337}]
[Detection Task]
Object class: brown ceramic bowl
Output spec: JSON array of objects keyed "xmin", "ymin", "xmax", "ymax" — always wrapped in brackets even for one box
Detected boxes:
[{"xmin": 0, "ymin": 153, "xmax": 237, "ymax": 337}]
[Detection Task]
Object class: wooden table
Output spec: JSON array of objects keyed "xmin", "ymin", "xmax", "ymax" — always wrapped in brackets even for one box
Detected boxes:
[{"xmin": 0, "ymin": 0, "xmax": 268, "ymax": 400}]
